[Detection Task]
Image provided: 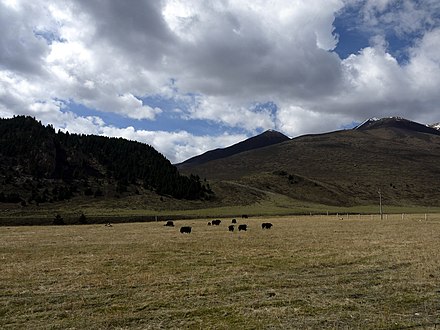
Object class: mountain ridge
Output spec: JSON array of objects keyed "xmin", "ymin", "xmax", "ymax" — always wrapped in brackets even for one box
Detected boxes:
[
  {"xmin": 181, "ymin": 117, "xmax": 440, "ymax": 171},
  {"xmin": 355, "ymin": 116, "xmax": 440, "ymax": 136},
  {"xmin": 177, "ymin": 129, "xmax": 290, "ymax": 168},
  {"xmin": 180, "ymin": 116, "xmax": 440, "ymax": 207}
]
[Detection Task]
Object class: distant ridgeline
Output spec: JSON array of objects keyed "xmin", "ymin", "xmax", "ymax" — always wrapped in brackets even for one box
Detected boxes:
[{"xmin": 0, "ymin": 116, "xmax": 212, "ymax": 204}]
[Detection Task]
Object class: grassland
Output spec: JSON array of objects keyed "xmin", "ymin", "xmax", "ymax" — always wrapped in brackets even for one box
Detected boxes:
[
  {"xmin": 2, "ymin": 185, "xmax": 440, "ymax": 226},
  {"xmin": 1, "ymin": 214, "xmax": 440, "ymax": 329}
]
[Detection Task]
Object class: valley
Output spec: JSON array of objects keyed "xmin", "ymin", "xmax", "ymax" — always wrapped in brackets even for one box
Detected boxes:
[{"xmin": 2, "ymin": 116, "xmax": 440, "ymax": 225}]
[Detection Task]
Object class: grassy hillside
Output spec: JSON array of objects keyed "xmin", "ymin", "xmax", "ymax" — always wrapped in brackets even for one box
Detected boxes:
[{"xmin": 181, "ymin": 126, "xmax": 440, "ymax": 207}]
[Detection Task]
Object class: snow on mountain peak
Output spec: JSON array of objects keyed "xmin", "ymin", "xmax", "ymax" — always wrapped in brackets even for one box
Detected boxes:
[
  {"xmin": 354, "ymin": 117, "xmax": 379, "ymax": 130},
  {"xmin": 431, "ymin": 123, "xmax": 440, "ymax": 130}
]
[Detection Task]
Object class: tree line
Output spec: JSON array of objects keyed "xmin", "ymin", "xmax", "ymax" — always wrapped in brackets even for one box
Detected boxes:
[{"xmin": 0, "ymin": 116, "xmax": 212, "ymax": 202}]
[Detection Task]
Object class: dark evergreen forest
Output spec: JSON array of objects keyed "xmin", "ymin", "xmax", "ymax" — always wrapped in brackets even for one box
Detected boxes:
[{"xmin": 0, "ymin": 116, "xmax": 212, "ymax": 204}]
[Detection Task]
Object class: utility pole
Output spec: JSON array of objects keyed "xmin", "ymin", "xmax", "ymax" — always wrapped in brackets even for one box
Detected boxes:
[{"xmin": 378, "ymin": 189, "xmax": 383, "ymax": 220}]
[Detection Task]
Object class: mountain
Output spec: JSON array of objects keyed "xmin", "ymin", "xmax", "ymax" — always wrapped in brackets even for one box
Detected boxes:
[
  {"xmin": 180, "ymin": 117, "xmax": 440, "ymax": 207},
  {"xmin": 0, "ymin": 116, "xmax": 211, "ymax": 205},
  {"xmin": 3, "ymin": 115, "xmax": 440, "ymax": 219},
  {"xmin": 177, "ymin": 129, "xmax": 290, "ymax": 168},
  {"xmin": 355, "ymin": 116, "xmax": 440, "ymax": 136}
]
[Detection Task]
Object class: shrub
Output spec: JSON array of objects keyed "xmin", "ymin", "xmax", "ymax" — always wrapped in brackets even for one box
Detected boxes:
[
  {"xmin": 53, "ymin": 214, "xmax": 65, "ymax": 225},
  {"xmin": 79, "ymin": 213, "xmax": 87, "ymax": 224}
]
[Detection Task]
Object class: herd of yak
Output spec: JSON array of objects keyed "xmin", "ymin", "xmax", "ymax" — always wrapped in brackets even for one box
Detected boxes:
[{"xmin": 163, "ymin": 218, "xmax": 273, "ymax": 234}]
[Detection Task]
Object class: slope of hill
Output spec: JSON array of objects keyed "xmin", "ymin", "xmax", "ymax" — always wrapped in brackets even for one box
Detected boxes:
[
  {"xmin": 177, "ymin": 129, "xmax": 290, "ymax": 168},
  {"xmin": 0, "ymin": 116, "xmax": 211, "ymax": 205},
  {"xmin": 181, "ymin": 117, "xmax": 440, "ymax": 207}
]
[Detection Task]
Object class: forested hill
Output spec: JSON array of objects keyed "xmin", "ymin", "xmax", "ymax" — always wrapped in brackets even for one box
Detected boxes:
[{"xmin": 0, "ymin": 116, "xmax": 211, "ymax": 204}]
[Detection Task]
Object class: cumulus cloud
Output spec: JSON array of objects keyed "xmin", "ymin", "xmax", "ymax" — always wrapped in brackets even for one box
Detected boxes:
[
  {"xmin": 342, "ymin": 0, "xmax": 440, "ymax": 49},
  {"xmin": 1, "ymin": 0, "xmax": 440, "ymax": 162},
  {"xmin": 185, "ymin": 95, "xmax": 276, "ymax": 132},
  {"xmin": 167, "ymin": 0, "xmax": 344, "ymax": 100}
]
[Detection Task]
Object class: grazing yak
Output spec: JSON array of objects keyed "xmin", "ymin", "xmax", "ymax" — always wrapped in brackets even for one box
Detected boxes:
[
  {"xmin": 231, "ymin": 219, "xmax": 237, "ymax": 224},
  {"xmin": 180, "ymin": 226, "xmax": 192, "ymax": 234},
  {"xmin": 207, "ymin": 222, "xmax": 212, "ymax": 226},
  {"xmin": 164, "ymin": 220, "xmax": 174, "ymax": 227},
  {"xmin": 228, "ymin": 225, "xmax": 235, "ymax": 232},
  {"xmin": 238, "ymin": 224, "xmax": 247, "ymax": 231},
  {"xmin": 262, "ymin": 222, "xmax": 273, "ymax": 229},
  {"xmin": 211, "ymin": 219, "xmax": 221, "ymax": 226}
]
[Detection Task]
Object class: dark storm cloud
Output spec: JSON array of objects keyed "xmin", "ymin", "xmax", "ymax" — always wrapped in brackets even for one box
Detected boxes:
[{"xmin": 72, "ymin": 0, "xmax": 176, "ymax": 64}]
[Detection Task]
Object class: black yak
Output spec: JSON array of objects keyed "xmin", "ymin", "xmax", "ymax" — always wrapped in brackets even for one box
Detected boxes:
[
  {"xmin": 228, "ymin": 225, "xmax": 235, "ymax": 232},
  {"xmin": 212, "ymin": 219, "xmax": 221, "ymax": 226},
  {"xmin": 164, "ymin": 221, "xmax": 174, "ymax": 227},
  {"xmin": 262, "ymin": 222, "xmax": 273, "ymax": 229},
  {"xmin": 231, "ymin": 219, "xmax": 237, "ymax": 224},
  {"xmin": 180, "ymin": 226, "xmax": 192, "ymax": 234},
  {"xmin": 238, "ymin": 224, "xmax": 247, "ymax": 231}
]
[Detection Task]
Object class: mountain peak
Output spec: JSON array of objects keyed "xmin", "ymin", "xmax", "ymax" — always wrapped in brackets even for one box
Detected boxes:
[
  {"xmin": 354, "ymin": 116, "xmax": 440, "ymax": 136},
  {"xmin": 259, "ymin": 129, "xmax": 290, "ymax": 140},
  {"xmin": 177, "ymin": 130, "xmax": 290, "ymax": 167},
  {"xmin": 354, "ymin": 116, "xmax": 403, "ymax": 129}
]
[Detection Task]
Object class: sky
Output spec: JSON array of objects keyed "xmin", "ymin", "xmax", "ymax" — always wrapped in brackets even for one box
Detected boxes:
[{"xmin": 1, "ymin": 0, "xmax": 440, "ymax": 163}]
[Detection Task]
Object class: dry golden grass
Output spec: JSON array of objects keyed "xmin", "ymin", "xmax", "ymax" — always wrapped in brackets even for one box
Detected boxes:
[{"xmin": 1, "ymin": 214, "xmax": 440, "ymax": 329}]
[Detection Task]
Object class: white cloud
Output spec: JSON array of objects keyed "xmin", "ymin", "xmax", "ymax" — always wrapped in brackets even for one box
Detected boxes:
[
  {"xmin": 52, "ymin": 111, "xmax": 247, "ymax": 163},
  {"xmin": 345, "ymin": 0, "xmax": 440, "ymax": 37},
  {"xmin": 407, "ymin": 28, "xmax": 440, "ymax": 87},
  {"xmin": 404, "ymin": 28, "xmax": 440, "ymax": 122},
  {"xmin": 124, "ymin": 130, "xmax": 248, "ymax": 164},
  {"xmin": 186, "ymin": 95, "xmax": 275, "ymax": 132},
  {"xmin": 95, "ymin": 93, "xmax": 163, "ymax": 121},
  {"xmin": 1, "ymin": 0, "xmax": 170, "ymax": 120},
  {"xmin": 166, "ymin": 0, "xmax": 344, "ymax": 100},
  {"xmin": 276, "ymin": 104, "xmax": 356, "ymax": 136},
  {"xmin": 342, "ymin": 46, "xmax": 408, "ymax": 101}
]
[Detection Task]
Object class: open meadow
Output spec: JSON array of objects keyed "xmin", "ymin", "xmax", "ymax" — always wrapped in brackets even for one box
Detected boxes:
[{"xmin": 1, "ymin": 214, "xmax": 440, "ymax": 329}]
